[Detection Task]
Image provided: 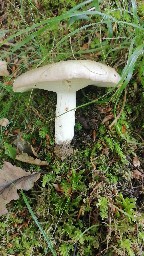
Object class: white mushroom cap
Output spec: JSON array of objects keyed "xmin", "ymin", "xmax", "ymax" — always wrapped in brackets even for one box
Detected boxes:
[
  {"xmin": 13, "ymin": 60, "xmax": 120, "ymax": 93},
  {"xmin": 13, "ymin": 60, "xmax": 121, "ymax": 146}
]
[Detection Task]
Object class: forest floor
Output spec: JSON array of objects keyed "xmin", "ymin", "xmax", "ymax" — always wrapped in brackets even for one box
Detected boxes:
[{"xmin": 0, "ymin": 1, "xmax": 144, "ymax": 255}]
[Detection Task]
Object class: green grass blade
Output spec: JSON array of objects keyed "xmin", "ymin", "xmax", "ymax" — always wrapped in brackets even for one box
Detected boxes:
[
  {"xmin": 68, "ymin": 0, "xmax": 93, "ymax": 12},
  {"xmin": 131, "ymin": 0, "xmax": 139, "ymax": 23},
  {"xmin": 21, "ymin": 191, "xmax": 57, "ymax": 256},
  {"xmin": 111, "ymin": 44, "xmax": 144, "ymax": 130}
]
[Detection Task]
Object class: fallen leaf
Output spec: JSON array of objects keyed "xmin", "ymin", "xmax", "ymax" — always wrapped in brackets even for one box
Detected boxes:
[
  {"xmin": 92, "ymin": 129, "xmax": 97, "ymax": 142},
  {"xmin": 122, "ymin": 125, "xmax": 127, "ymax": 134},
  {"xmin": 0, "ymin": 118, "xmax": 9, "ymax": 127},
  {"xmin": 102, "ymin": 147, "xmax": 109, "ymax": 156},
  {"xmin": 132, "ymin": 169, "xmax": 143, "ymax": 180},
  {"xmin": 102, "ymin": 114, "xmax": 114, "ymax": 124},
  {"xmin": 81, "ymin": 43, "xmax": 89, "ymax": 50},
  {"xmin": 77, "ymin": 205, "xmax": 85, "ymax": 220},
  {"xmin": 53, "ymin": 183, "xmax": 72, "ymax": 195},
  {"xmin": 0, "ymin": 60, "xmax": 9, "ymax": 76},
  {"xmin": 109, "ymin": 203, "xmax": 117, "ymax": 214},
  {"xmin": 133, "ymin": 156, "xmax": 140, "ymax": 167},
  {"xmin": 12, "ymin": 128, "xmax": 21, "ymax": 135},
  {"xmin": 0, "ymin": 162, "xmax": 40, "ymax": 216},
  {"xmin": 97, "ymin": 106, "xmax": 112, "ymax": 113},
  {"xmin": 53, "ymin": 183, "xmax": 63, "ymax": 193},
  {"xmin": 15, "ymin": 153, "xmax": 48, "ymax": 166},
  {"xmin": 13, "ymin": 134, "xmax": 38, "ymax": 157}
]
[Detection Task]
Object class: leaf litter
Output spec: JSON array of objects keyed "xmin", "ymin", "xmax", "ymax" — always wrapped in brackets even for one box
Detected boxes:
[
  {"xmin": 13, "ymin": 134, "xmax": 48, "ymax": 165},
  {"xmin": 0, "ymin": 60, "xmax": 9, "ymax": 76},
  {"xmin": 0, "ymin": 118, "xmax": 9, "ymax": 127},
  {"xmin": 0, "ymin": 161, "xmax": 40, "ymax": 216}
]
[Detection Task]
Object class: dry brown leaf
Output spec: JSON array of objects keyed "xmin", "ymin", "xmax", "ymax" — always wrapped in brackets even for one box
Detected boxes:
[
  {"xmin": 102, "ymin": 147, "xmax": 109, "ymax": 156},
  {"xmin": 133, "ymin": 156, "xmax": 140, "ymax": 167},
  {"xmin": 53, "ymin": 183, "xmax": 72, "ymax": 195},
  {"xmin": 81, "ymin": 43, "xmax": 89, "ymax": 50},
  {"xmin": 92, "ymin": 129, "xmax": 97, "ymax": 142},
  {"xmin": 0, "ymin": 118, "xmax": 9, "ymax": 127},
  {"xmin": 132, "ymin": 169, "xmax": 143, "ymax": 180},
  {"xmin": 97, "ymin": 106, "xmax": 112, "ymax": 113},
  {"xmin": 121, "ymin": 125, "xmax": 127, "ymax": 134},
  {"xmin": 13, "ymin": 134, "xmax": 38, "ymax": 157},
  {"xmin": 0, "ymin": 60, "xmax": 9, "ymax": 76},
  {"xmin": 102, "ymin": 114, "xmax": 114, "ymax": 124},
  {"xmin": 15, "ymin": 153, "xmax": 48, "ymax": 166},
  {"xmin": 53, "ymin": 183, "xmax": 63, "ymax": 193},
  {"xmin": 0, "ymin": 162, "xmax": 40, "ymax": 216},
  {"xmin": 77, "ymin": 205, "xmax": 85, "ymax": 220}
]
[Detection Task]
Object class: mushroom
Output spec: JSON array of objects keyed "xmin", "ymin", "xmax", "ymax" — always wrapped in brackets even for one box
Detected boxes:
[{"xmin": 13, "ymin": 60, "xmax": 121, "ymax": 150}]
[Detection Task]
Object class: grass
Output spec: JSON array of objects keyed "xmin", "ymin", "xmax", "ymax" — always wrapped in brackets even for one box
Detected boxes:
[{"xmin": 0, "ymin": 0, "xmax": 144, "ymax": 255}]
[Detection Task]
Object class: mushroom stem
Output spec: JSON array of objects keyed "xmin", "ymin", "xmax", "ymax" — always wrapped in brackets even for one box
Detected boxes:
[{"xmin": 55, "ymin": 91, "xmax": 76, "ymax": 145}]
